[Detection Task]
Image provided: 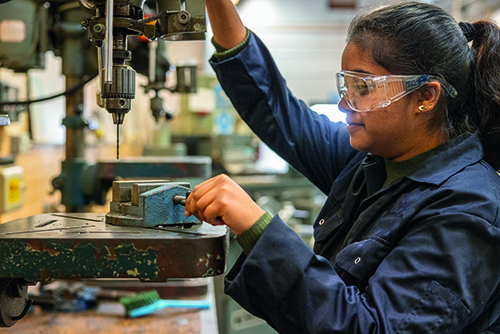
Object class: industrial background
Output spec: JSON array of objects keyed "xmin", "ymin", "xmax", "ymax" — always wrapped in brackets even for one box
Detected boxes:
[{"xmin": 0, "ymin": 0, "xmax": 498, "ymax": 333}]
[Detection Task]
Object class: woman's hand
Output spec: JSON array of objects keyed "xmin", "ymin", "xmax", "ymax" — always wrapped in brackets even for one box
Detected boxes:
[{"xmin": 185, "ymin": 174, "xmax": 265, "ymax": 235}]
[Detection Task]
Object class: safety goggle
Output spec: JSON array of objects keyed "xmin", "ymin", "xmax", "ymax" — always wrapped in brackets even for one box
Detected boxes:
[{"xmin": 335, "ymin": 71, "xmax": 458, "ymax": 112}]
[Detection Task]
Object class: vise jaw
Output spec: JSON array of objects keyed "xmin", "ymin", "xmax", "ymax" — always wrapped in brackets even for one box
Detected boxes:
[{"xmin": 105, "ymin": 180, "xmax": 198, "ymax": 228}]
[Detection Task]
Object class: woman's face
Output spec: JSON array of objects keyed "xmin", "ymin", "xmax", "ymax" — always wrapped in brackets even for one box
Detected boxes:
[{"xmin": 340, "ymin": 42, "xmax": 438, "ymax": 161}]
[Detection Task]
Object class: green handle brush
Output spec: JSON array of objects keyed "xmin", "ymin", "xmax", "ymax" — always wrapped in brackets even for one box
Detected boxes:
[{"xmin": 120, "ymin": 290, "xmax": 210, "ymax": 318}]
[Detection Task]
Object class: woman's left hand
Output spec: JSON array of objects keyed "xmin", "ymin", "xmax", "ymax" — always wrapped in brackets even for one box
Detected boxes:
[{"xmin": 185, "ymin": 174, "xmax": 265, "ymax": 235}]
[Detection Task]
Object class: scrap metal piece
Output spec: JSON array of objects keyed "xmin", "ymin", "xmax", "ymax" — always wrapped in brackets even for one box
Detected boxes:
[
  {"xmin": 105, "ymin": 180, "xmax": 197, "ymax": 228},
  {"xmin": 0, "ymin": 213, "xmax": 227, "ymax": 283}
]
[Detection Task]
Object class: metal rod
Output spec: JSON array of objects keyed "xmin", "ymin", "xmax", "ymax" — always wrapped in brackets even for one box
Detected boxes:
[
  {"xmin": 97, "ymin": 44, "xmax": 104, "ymax": 81},
  {"xmin": 138, "ymin": 13, "xmax": 162, "ymax": 24},
  {"xmin": 173, "ymin": 191, "xmax": 191, "ymax": 206},
  {"xmin": 173, "ymin": 195, "xmax": 187, "ymax": 206},
  {"xmin": 148, "ymin": 41, "xmax": 157, "ymax": 83},
  {"xmin": 104, "ymin": 0, "xmax": 114, "ymax": 84}
]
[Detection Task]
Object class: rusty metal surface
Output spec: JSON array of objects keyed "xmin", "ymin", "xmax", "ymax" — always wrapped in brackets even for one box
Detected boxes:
[{"xmin": 0, "ymin": 213, "xmax": 227, "ymax": 283}]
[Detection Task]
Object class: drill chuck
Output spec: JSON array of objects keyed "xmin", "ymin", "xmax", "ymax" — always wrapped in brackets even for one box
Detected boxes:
[{"xmin": 101, "ymin": 65, "xmax": 136, "ymax": 124}]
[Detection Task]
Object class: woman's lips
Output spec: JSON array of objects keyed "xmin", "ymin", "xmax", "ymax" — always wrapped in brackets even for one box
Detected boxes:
[{"xmin": 347, "ymin": 122, "xmax": 364, "ymax": 133}]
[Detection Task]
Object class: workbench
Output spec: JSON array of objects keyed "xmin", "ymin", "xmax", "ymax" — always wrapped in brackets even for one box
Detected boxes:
[{"xmin": 0, "ymin": 278, "xmax": 219, "ymax": 334}]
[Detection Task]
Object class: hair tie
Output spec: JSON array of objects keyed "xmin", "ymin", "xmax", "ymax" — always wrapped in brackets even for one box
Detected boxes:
[{"xmin": 459, "ymin": 22, "xmax": 479, "ymax": 42}]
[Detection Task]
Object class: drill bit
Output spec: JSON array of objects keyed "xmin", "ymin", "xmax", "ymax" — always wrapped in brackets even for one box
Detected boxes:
[
  {"xmin": 114, "ymin": 113, "xmax": 125, "ymax": 160},
  {"xmin": 117, "ymin": 123, "xmax": 120, "ymax": 160}
]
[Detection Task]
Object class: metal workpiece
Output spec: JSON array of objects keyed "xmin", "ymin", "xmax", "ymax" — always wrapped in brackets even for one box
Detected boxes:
[
  {"xmin": 0, "ymin": 213, "xmax": 227, "ymax": 283},
  {"xmin": 105, "ymin": 180, "xmax": 197, "ymax": 228}
]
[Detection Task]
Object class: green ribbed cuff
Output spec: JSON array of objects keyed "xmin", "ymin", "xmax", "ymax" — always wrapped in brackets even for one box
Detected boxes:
[
  {"xmin": 235, "ymin": 211, "xmax": 273, "ymax": 256},
  {"xmin": 211, "ymin": 28, "xmax": 251, "ymax": 62}
]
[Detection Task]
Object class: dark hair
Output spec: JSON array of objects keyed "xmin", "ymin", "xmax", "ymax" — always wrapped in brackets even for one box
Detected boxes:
[{"xmin": 347, "ymin": 2, "xmax": 500, "ymax": 170}]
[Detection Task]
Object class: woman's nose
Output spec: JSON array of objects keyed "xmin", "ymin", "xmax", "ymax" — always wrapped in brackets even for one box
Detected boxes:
[{"xmin": 338, "ymin": 97, "xmax": 353, "ymax": 113}]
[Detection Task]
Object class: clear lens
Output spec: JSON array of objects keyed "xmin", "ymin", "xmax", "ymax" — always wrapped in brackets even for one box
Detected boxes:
[
  {"xmin": 336, "ymin": 71, "xmax": 458, "ymax": 112},
  {"xmin": 336, "ymin": 72, "xmax": 374, "ymax": 111}
]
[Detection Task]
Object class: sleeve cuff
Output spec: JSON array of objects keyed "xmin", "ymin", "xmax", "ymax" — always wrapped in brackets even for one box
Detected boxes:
[
  {"xmin": 235, "ymin": 211, "xmax": 273, "ymax": 255},
  {"xmin": 211, "ymin": 28, "xmax": 251, "ymax": 62}
]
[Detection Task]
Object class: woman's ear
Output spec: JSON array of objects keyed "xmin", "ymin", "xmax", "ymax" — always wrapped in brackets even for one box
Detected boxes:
[{"xmin": 416, "ymin": 82, "xmax": 441, "ymax": 113}]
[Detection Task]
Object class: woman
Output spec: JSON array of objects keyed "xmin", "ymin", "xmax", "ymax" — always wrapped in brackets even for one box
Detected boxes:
[{"xmin": 185, "ymin": 1, "xmax": 500, "ymax": 333}]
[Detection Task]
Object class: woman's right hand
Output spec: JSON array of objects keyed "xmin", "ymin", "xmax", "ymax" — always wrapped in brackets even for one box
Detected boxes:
[{"xmin": 185, "ymin": 174, "xmax": 265, "ymax": 235}]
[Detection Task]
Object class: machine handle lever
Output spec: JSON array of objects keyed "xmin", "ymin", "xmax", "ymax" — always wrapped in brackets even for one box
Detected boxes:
[{"xmin": 173, "ymin": 190, "xmax": 192, "ymax": 206}]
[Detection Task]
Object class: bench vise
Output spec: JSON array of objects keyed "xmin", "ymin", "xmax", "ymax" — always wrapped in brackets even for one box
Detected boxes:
[{"xmin": 105, "ymin": 180, "xmax": 197, "ymax": 228}]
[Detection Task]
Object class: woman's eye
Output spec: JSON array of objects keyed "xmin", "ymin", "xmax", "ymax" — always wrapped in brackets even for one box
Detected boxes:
[{"xmin": 356, "ymin": 85, "xmax": 369, "ymax": 96}]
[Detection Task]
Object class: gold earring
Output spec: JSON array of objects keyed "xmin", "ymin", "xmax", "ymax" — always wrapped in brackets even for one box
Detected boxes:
[{"xmin": 418, "ymin": 105, "xmax": 428, "ymax": 111}]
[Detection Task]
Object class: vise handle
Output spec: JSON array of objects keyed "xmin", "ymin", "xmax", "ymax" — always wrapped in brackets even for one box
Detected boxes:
[{"xmin": 173, "ymin": 190, "xmax": 192, "ymax": 206}]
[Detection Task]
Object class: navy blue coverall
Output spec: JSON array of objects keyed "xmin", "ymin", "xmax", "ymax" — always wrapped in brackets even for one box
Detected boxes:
[{"xmin": 210, "ymin": 31, "xmax": 500, "ymax": 334}]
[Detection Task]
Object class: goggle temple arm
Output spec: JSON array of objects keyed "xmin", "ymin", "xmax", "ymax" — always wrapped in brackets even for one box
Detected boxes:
[{"xmin": 373, "ymin": 76, "xmax": 399, "ymax": 109}]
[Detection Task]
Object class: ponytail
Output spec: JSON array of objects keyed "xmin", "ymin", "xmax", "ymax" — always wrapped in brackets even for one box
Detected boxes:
[{"xmin": 468, "ymin": 20, "xmax": 500, "ymax": 170}]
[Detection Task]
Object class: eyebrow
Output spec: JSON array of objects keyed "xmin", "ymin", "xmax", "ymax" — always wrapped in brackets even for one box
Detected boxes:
[{"xmin": 350, "ymin": 69, "xmax": 374, "ymax": 75}]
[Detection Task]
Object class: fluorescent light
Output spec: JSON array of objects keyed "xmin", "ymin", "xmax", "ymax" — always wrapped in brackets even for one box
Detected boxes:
[{"xmin": 310, "ymin": 104, "xmax": 346, "ymax": 123}]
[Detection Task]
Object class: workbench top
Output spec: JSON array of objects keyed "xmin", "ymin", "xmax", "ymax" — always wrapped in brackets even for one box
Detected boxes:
[{"xmin": 0, "ymin": 301, "xmax": 214, "ymax": 334}]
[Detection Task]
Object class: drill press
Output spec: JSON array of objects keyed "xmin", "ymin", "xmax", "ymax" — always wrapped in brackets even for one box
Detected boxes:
[
  {"xmin": 80, "ymin": 0, "xmax": 206, "ymax": 158},
  {"xmin": 0, "ymin": 0, "xmax": 227, "ymax": 327}
]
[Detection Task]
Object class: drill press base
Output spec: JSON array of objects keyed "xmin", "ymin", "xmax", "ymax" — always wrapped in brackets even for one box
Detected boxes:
[{"xmin": 0, "ymin": 213, "xmax": 227, "ymax": 283}]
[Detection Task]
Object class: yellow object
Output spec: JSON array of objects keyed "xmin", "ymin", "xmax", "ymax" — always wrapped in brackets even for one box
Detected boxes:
[{"xmin": 0, "ymin": 166, "xmax": 24, "ymax": 213}]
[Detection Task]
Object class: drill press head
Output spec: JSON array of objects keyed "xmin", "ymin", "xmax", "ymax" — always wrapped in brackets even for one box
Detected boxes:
[{"xmin": 80, "ymin": 0, "xmax": 206, "ymax": 125}]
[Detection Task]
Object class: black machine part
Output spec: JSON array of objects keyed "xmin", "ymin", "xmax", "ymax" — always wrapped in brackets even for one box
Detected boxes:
[{"xmin": 0, "ymin": 279, "xmax": 32, "ymax": 327}]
